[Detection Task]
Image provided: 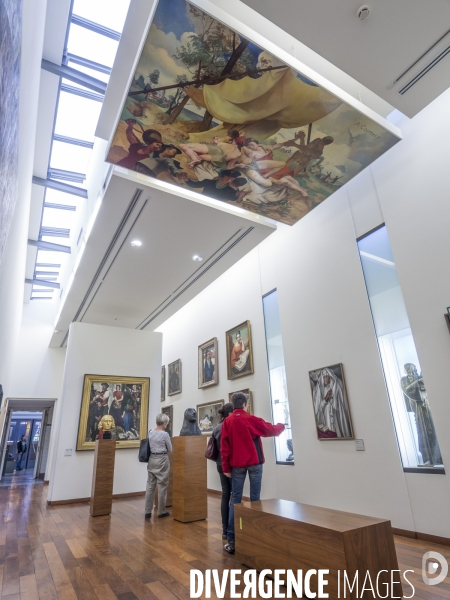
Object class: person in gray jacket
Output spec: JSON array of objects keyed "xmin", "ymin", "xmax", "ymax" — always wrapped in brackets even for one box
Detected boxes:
[
  {"xmin": 144, "ymin": 413, "xmax": 172, "ymax": 519},
  {"xmin": 212, "ymin": 403, "xmax": 234, "ymax": 538}
]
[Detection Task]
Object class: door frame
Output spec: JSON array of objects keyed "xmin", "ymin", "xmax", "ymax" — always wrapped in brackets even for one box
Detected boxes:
[{"xmin": 0, "ymin": 400, "xmax": 12, "ymax": 482}]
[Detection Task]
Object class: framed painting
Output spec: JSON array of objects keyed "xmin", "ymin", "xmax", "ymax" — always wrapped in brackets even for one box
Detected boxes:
[
  {"xmin": 226, "ymin": 320, "xmax": 253, "ymax": 380},
  {"xmin": 228, "ymin": 388, "xmax": 253, "ymax": 415},
  {"xmin": 197, "ymin": 400, "xmax": 224, "ymax": 434},
  {"xmin": 161, "ymin": 404, "xmax": 173, "ymax": 438},
  {"xmin": 105, "ymin": 0, "xmax": 400, "ymax": 227},
  {"xmin": 168, "ymin": 359, "xmax": 182, "ymax": 395},
  {"xmin": 198, "ymin": 337, "xmax": 218, "ymax": 389},
  {"xmin": 308, "ymin": 363, "xmax": 354, "ymax": 441},
  {"xmin": 76, "ymin": 375, "xmax": 149, "ymax": 451},
  {"xmin": 161, "ymin": 365, "xmax": 165, "ymax": 402}
]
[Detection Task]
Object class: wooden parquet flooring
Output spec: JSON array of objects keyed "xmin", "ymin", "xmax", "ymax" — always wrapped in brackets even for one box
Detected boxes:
[{"xmin": 0, "ymin": 481, "xmax": 449, "ymax": 599}]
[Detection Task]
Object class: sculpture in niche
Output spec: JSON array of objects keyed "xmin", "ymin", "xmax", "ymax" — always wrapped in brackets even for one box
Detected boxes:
[
  {"xmin": 401, "ymin": 363, "xmax": 442, "ymax": 466},
  {"xmin": 98, "ymin": 415, "xmax": 115, "ymax": 440},
  {"xmin": 180, "ymin": 408, "xmax": 202, "ymax": 436},
  {"xmin": 286, "ymin": 438, "xmax": 294, "ymax": 462}
]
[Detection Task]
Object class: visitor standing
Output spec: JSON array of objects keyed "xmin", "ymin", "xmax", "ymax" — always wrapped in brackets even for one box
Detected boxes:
[
  {"xmin": 212, "ymin": 402, "xmax": 234, "ymax": 539},
  {"xmin": 144, "ymin": 413, "xmax": 172, "ymax": 519},
  {"xmin": 16, "ymin": 435, "xmax": 27, "ymax": 471}
]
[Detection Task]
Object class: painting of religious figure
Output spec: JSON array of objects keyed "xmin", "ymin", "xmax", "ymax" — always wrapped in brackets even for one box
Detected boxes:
[
  {"xmin": 161, "ymin": 365, "xmax": 165, "ymax": 402},
  {"xmin": 198, "ymin": 337, "xmax": 218, "ymax": 388},
  {"xmin": 168, "ymin": 359, "xmax": 182, "ymax": 395},
  {"xmin": 197, "ymin": 400, "xmax": 224, "ymax": 434},
  {"xmin": 309, "ymin": 364, "xmax": 354, "ymax": 441},
  {"xmin": 226, "ymin": 321, "xmax": 254, "ymax": 380},
  {"xmin": 76, "ymin": 375, "xmax": 150, "ymax": 450},
  {"xmin": 106, "ymin": 0, "xmax": 400, "ymax": 226}
]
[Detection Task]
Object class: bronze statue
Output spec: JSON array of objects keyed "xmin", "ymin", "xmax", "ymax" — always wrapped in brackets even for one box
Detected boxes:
[
  {"xmin": 401, "ymin": 363, "xmax": 442, "ymax": 466},
  {"xmin": 98, "ymin": 415, "xmax": 115, "ymax": 440},
  {"xmin": 179, "ymin": 408, "xmax": 202, "ymax": 436}
]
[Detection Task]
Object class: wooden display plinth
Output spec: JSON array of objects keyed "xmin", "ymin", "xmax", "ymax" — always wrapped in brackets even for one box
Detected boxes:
[
  {"xmin": 235, "ymin": 499, "xmax": 401, "ymax": 600},
  {"xmin": 172, "ymin": 436, "xmax": 206, "ymax": 523},
  {"xmin": 90, "ymin": 438, "xmax": 116, "ymax": 517},
  {"xmin": 155, "ymin": 446, "xmax": 173, "ymax": 507}
]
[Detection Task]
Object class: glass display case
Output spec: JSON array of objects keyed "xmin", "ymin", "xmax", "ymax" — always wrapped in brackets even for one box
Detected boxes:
[
  {"xmin": 358, "ymin": 226, "xmax": 443, "ymax": 472},
  {"xmin": 262, "ymin": 290, "xmax": 294, "ymax": 464}
]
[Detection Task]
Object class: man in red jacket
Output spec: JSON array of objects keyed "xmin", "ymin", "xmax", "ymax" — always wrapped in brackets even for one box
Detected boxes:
[{"xmin": 220, "ymin": 392, "xmax": 285, "ymax": 554}]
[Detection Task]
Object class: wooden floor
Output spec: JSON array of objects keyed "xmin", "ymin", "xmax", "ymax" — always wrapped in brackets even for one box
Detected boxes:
[{"xmin": 0, "ymin": 481, "xmax": 449, "ymax": 599}]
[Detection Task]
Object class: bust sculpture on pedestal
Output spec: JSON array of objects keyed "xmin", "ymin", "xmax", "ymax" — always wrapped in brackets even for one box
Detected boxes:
[
  {"xmin": 179, "ymin": 408, "xmax": 202, "ymax": 436},
  {"xmin": 98, "ymin": 415, "xmax": 115, "ymax": 440}
]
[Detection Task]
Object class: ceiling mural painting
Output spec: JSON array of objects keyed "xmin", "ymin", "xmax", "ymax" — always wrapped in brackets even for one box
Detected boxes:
[{"xmin": 107, "ymin": 0, "xmax": 400, "ymax": 226}]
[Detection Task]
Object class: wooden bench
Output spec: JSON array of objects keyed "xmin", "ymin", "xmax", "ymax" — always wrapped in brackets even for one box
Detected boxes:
[{"xmin": 235, "ymin": 499, "xmax": 402, "ymax": 599}]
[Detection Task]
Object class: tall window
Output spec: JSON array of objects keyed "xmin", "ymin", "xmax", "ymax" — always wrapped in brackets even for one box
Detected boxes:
[
  {"xmin": 358, "ymin": 226, "xmax": 444, "ymax": 473},
  {"xmin": 262, "ymin": 290, "xmax": 293, "ymax": 465}
]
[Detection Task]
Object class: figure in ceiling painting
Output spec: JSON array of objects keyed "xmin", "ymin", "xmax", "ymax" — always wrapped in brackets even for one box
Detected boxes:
[{"xmin": 106, "ymin": 0, "xmax": 399, "ymax": 225}]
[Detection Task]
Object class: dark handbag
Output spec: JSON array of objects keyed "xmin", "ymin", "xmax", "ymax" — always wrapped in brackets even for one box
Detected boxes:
[
  {"xmin": 205, "ymin": 434, "xmax": 218, "ymax": 461},
  {"xmin": 138, "ymin": 437, "xmax": 151, "ymax": 463}
]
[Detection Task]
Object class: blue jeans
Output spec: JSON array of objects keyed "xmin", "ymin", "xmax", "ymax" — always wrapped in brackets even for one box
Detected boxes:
[
  {"xmin": 16, "ymin": 453, "xmax": 24, "ymax": 469},
  {"xmin": 227, "ymin": 464, "xmax": 263, "ymax": 543}
]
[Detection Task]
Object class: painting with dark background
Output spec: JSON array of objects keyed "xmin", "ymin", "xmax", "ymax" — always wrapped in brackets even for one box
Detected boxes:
[{"xmin": 0, "ymin": 0, "xmax": 22, "ymax": 264}]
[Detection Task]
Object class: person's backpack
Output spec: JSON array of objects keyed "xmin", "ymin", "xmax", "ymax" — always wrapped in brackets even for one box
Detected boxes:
[{"xmin": 205, "ymin": 434, "xmax": 218, "ymax": 461}]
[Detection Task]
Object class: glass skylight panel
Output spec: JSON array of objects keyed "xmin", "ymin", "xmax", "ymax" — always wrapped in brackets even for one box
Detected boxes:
[
  {"xmin": 42, "ymin": 206, "xmax": 74, "ymax": 231},
  {"xmin": 72, "ymin": 0, "xmax": 130, "ymax": 33},
  {"xmin": 50, "ymin": 140, "xmax": 92, "ymax": 177},
  {"xmin": 67, "ymin": 61, "xmax": 110, "ymax": 83},
  {"xmin": 55, "ymin": 91, "xmax": 102, "ymax": 141},
  {"xmin": 67, "ymin": 24, "xmax": 119, "ymax": 68},
  {"xmin": 45, "ymin": 188, "xmax": 79, "ymax": 207}
]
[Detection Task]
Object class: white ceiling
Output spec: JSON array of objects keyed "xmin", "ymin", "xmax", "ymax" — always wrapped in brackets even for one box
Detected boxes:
[
  {"xmin": 241, "ymin": 0, "xmax": 450, "ymax": 118},
  {"xmin": 50, "ymin": 171, "xmax": 274, "ymax": 347}
]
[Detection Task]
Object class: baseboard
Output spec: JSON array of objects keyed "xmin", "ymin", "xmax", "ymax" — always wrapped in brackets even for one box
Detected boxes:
[
  {"xmin": 392, "ymin": 527, "xmax": 416, "ymax": 539},
  {"xmin": 207, "ymin": 488, "xmax": 250, "ymax": 501},
  {"xmin": 47, "ymin": 490, "xmax": 146, "ymax": 506}
]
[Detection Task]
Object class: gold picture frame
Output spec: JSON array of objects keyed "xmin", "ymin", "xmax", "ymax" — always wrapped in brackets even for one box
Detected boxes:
[
  {"xmin": 198, "ymin": 337, "xmax": 218, "ymax": 389},
  {"xmin": 197, "ymin": 400, "xmax": 224, "ymax": 435},
  {"xmin": 308, "ymin": 363, "xmax": 354, "ymax": 441},
  {"xmin": 226, "ymin": 320, "xmax": 254, "ymax": 380},
  {"xmin": 161, "ymin": 404, "xmax": 173, "ymax": 438},
  {"xmin": 228, "ymin": 389, "xmax": 253, "ymax": 415},
  {"xmin": 168, "ymin": 359, "xmax": 182, "ymax": 395},
  {"xmin": 76, "ymin": 374, "xmax": 150, "ymax": 451}
]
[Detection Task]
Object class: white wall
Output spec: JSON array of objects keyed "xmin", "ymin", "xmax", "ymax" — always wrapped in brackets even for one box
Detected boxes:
[
  {"xmin": 159, "ymin": 87, "xmax": 450, "ymax": 537},
  {"xmin": 47, "ymin": 322, "xmax": 162, "ymax": 502}
]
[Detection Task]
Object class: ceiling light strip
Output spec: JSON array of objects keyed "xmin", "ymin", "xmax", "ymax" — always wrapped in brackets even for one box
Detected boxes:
[
  {"xmin": 139, "ymin": 227, "xmax": 254, "ymax": 330},
  {"xmin": 398, "ymin": 44, "xmax": 450, "ymax": 95}
]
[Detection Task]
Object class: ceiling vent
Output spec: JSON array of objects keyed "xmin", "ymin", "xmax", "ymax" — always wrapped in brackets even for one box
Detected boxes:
[{"xmin": 390, "ymin": 29, "xmax": 450, "ymax": 95}]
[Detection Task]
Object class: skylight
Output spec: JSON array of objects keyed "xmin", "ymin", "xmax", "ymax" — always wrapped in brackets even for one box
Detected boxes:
[{"xmin": 29, "ymin": 0, "xmax": 130, "ymax": 300}]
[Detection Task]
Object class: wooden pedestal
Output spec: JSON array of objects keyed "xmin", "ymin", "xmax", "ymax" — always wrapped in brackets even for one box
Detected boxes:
[
  {"xmin": 235, "ymin": 499, "xmax": 401, "ymax": 600},
  {"xmin": 155, "ymin": 446, "xmax": 173, "ymax": 507},
  {"xmin": 172, "ymin": 436, "xmax": 206, "ymax": 523},
  {"xmin": 90, "ymin": 438, "xmax": 116, "ymax": 517}
]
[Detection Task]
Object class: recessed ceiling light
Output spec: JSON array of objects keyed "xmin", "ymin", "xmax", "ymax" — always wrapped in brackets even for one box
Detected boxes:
[
  {"xmin": 130, "ymin": 240, "xmax": 142, "ymax": 247},
  {"xmin": 192, "ymin": 255, "xmax": 203, "ymax": 262},
  {"xmin": 357, "ymin": 5, "xmax": 370, "ymax": 20}
]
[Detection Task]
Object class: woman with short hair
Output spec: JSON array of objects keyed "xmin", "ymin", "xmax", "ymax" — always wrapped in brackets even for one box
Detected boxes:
[{"xmin": 144, "ymin": 413, "xmax": 172, "ymax": 519}]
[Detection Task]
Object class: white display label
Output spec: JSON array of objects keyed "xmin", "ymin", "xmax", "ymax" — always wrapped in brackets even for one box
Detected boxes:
[
  {"xmin": 64, "ymin": 448, "xmax": 73, "ymax": 456},
  {"xmin": 355, "ymin": 439, "xmax": 365, "ymax": 451}
]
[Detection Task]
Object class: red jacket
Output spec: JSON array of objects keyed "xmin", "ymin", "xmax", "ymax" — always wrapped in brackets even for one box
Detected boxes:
[{"xmin": 220, "ymin": 409, "xmax": 285, "ymax": 473}]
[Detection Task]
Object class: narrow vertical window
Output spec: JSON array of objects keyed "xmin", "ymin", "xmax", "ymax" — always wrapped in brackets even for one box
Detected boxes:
[
  {"xmin": 262, "ymin": 290, "xmax": 293, "ymax": 465},
  {"xmin": 358, "ymin": 226, "xmax": 444, "ymax": 472}
]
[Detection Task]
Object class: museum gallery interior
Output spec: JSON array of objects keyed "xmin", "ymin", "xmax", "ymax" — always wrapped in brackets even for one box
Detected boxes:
[{"xmin": 1, "ymin": 0, "xmax": 450, "ymax": 598}]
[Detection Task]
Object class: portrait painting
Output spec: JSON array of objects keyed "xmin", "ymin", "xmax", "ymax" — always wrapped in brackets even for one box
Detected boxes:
[
  {"xmin": 228, "ymin": 388, "xmax": 253, "ymax": 415},
  {"xmin": 309, "ymin": 363, "xmax": 354, "ymax": 441},
  {"xmin": 198, "ymin": 337, "xmax": 218, "ymax": 388},
  {"xmin": 168, "ymin": 359, "xmax": 182, "ymax": 395},
  {"xmin": 226, "ymin": 321, "xmax": 253, "ymax": 380},
  {"xmin": 76, "ymin": 375, "xmax": 149, "ymax": 450},
  {"xmin": 161, "ymin": 405, "xmax": 173, "ymax": 438},
  {"xmin": 161, "ymin": 365, "xmax": 165, "ymax": 402},
  {"xmin": 106, "ymin": 0, "xmax": 399, "ymax": 226},
  {"xmin": 197, "ymin": 400, "xmax": 224, "ymax": 434}
]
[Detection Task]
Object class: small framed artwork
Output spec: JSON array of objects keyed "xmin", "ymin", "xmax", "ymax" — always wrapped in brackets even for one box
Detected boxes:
[
  {"xmin": 226, "ymin": 320, "xmax": 254, "ymax": 380},
  {"xmin": 161, "ymin": 366, "xmax": 165, "ymax": 402},
  {"xmin": 197, "ymin": 400, "xmax": 224, "ymax": 435},
  {"xmin": 308, "ymin": 363, "xmax": 354, "ymax": 441},
  {"xmin": 161, "ymin": 405, "xmax": 173, "ymax": 438},
  {"xmin": 76, "ymin": 374, "xmax": 149, "ymax": 451},
  {"xmin": 228, "ymin": 389, "xmax": 253, "ymax": 415},
  {"xmin": 168, "ymin": 359, "xmax": 182, "ymax": 396},
  {"xmin": 198, "ymin": 337, "xmax": 218, "ymax": 389}
]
